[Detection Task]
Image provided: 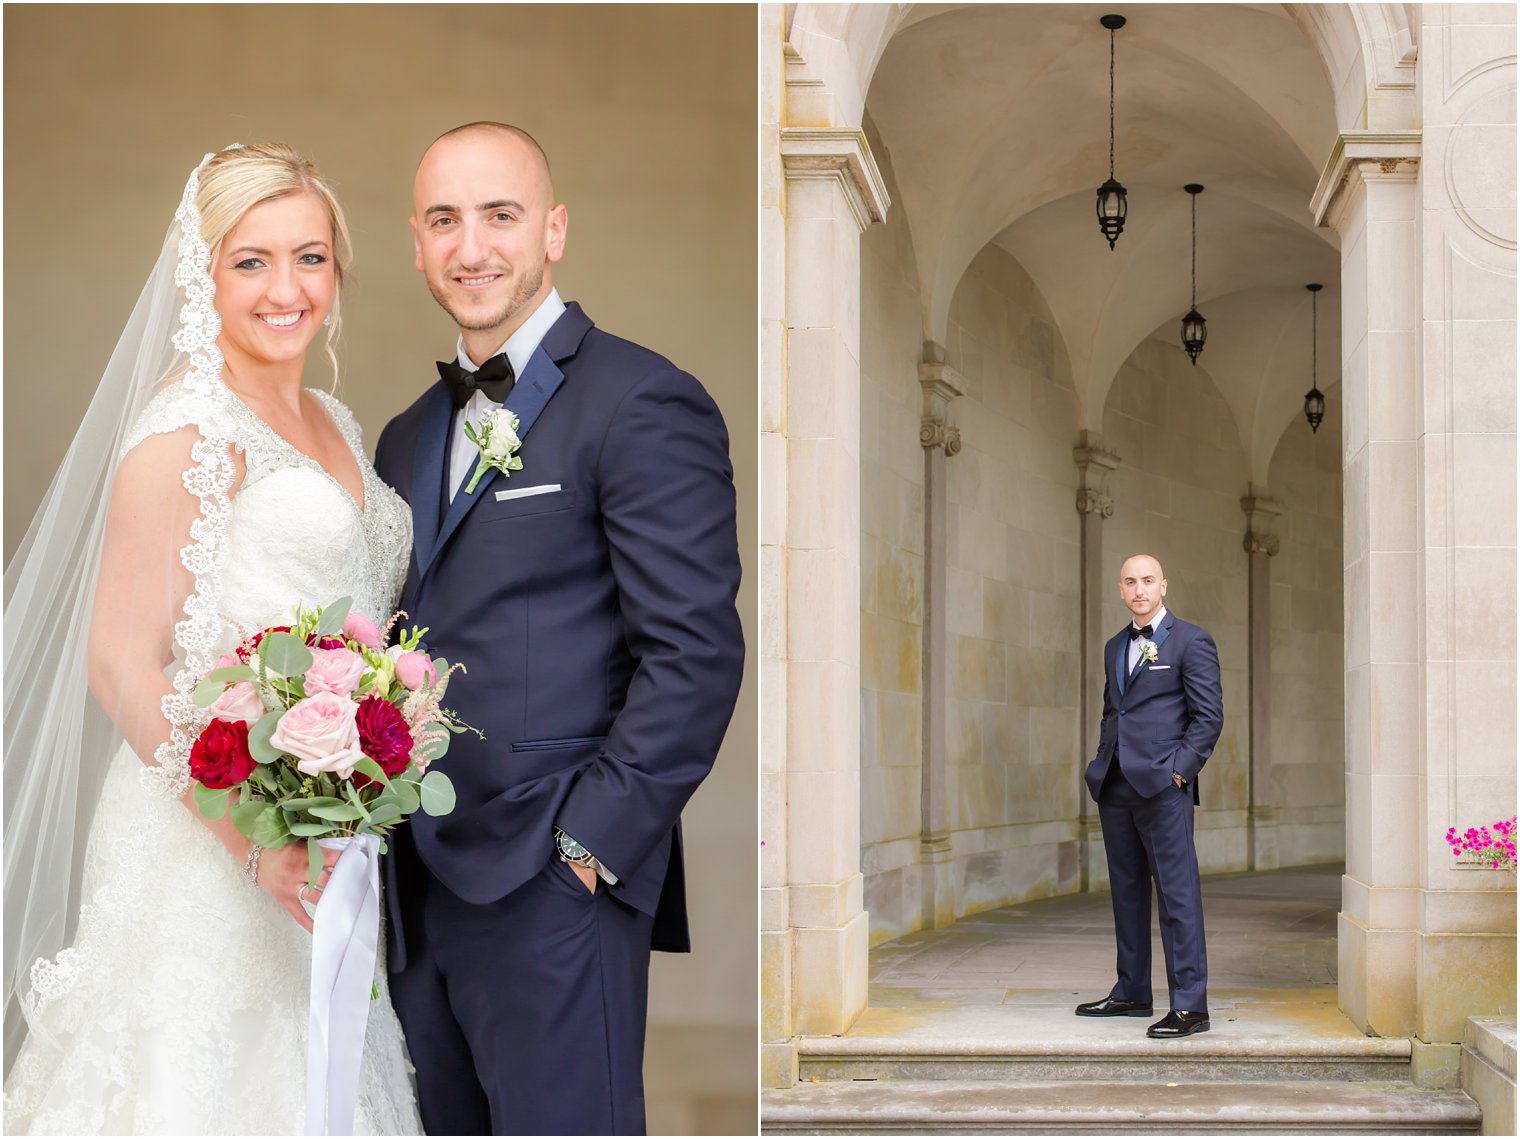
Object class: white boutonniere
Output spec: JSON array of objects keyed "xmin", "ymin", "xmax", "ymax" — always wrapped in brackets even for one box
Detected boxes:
[
  {"xmin": 462, "ymin": 407, "xmax": 523, "ymax": 494},
  {"xmin": 1140, "ymin": 640, "xmax": 1159, "ymax": 665}
]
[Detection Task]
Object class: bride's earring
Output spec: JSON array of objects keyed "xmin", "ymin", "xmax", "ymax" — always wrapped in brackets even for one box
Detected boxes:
[{"xmin": 322, "ymin": 314, "xmax": 332, "ymax": 327}]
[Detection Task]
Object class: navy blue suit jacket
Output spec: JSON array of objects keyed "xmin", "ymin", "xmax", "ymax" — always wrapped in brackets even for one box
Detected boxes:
[
  {"xmin": 374, "ymin": 303, "xmax": 744, "ymax": 962},
  {"xmin": 1085, "ymin": 611, "xmax": 1223, "ymax": 804}
]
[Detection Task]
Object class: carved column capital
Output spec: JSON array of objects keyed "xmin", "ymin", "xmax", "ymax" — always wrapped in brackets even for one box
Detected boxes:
[
  {"xmin": 1310, "ymin": 131, "xmax": 1421, "ymax": 232},
  {"xmin": 920, "ymin": 418, "xmax": 962, "ymax": 456},
  {"xmin": 1076, "ymin": 489, "xmax": 1115, "ymax": 518},
  {"xmin": 1241, "ymin": 493, "xmax": 1283, "ymax": 557}
]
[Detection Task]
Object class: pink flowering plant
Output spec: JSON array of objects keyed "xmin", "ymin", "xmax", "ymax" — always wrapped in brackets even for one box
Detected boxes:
[
  {"xmin": 1445, "ymin": 816, "xmax": 1517, "ymax": 872},
  {"xmin": 189, "ymin": 596, "xmax": 476, "ymax": 885}
]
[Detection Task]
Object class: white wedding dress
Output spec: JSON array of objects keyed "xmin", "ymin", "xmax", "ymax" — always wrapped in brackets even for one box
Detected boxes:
[{"xmin": 4, "ymin": 381, "xmax": 422, "ymax": 1135}]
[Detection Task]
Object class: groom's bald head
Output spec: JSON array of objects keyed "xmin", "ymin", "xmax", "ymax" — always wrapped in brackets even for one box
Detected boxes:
[{"xmin": 418, "ymin": 122, "xmax": 556, "ymax": 200}]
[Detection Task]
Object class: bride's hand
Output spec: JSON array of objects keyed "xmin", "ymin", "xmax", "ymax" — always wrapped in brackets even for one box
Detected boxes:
[{"xmin": 257, "ymin": 842, "xmax": 341, "ymax": 934}]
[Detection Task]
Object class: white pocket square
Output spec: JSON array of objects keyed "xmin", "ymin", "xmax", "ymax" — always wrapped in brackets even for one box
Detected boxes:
[
  {"xmin": 494, "ymin": 483, "xmax": 562, "ymax": 502},
  {"xmin": 1148, "ymin": 664, "xmax": 1172, "ymax": 670}
]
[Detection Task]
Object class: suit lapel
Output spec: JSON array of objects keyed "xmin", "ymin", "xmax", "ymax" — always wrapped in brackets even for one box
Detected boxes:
[
  {"xmin": 420, "ymin": 305, "xmax": 593, "ymax": 580},
  {"xmin": 1112, "ymin": 633, "xmax": 1128, "ymax": 698},
  {"xmin": 1126, "ymin": 614, "xmax": 1175, "ymax": 687},
  {"xmin": 409, "ymin": 382, "xmax": 454, "ymax": 579}
]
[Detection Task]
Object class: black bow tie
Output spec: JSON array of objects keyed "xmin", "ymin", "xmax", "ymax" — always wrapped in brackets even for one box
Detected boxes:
[
  {"xmin": 437, "ymin": 353, "xmax": 515, "ymax": 410},
  {"xmin": 1129, "ymin": 624, "xmax": 1154, "ymax": 640}
]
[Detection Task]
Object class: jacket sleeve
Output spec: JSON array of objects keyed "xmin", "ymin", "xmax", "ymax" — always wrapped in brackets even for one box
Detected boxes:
[
  {"xmin": 1173, "ymin": 629, "xmax": 1224, "ymax": 783},
  {"xmin": 1094, "ymin": 644, "xmax": 1116, "ymax": 763},
  {"xmin": 552, "ymin": 366, "xmax": 745, "ymax": 881}
]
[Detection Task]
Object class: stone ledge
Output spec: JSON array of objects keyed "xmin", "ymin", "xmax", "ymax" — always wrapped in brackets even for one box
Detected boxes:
[
  {"xmin": 1463, "ymin": 1017, "xmax": 1516, "ymax": 1079},
  {"xmin": 1461, "ymin": 1017, "xmax": 1515, "ymax": 1137},
  {"xmin": 762, "ymin": 1079, "xmax": 1480, "ymax": 1134}
]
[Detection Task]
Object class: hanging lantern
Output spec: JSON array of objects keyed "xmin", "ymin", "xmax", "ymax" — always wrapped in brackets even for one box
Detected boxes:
[
  {"xmin": 1096, "ymin": 15, "xmax": 1128, "ymax": 249},
  {"xmin": 1180, "ymin": 184, "xmax": 1206, "ymax": 364},
  {"xmin": 1304, "ymin": 283, "xmax": 1326, "ymax": 433}
]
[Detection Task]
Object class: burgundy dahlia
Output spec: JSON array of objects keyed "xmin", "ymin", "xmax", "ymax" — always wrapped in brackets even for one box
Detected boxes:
[{"xmin": 356, "ymin": 694, "xmax": 413, "ymax": 778}]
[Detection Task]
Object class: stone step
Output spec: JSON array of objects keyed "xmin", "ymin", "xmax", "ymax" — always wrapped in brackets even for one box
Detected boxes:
[
  {"xmin": 798, "ymin": 1032, "xmax": 1413, "ymax": 1083},
  {"xmin": 761, "ymin": 1079, "xmax": 1482, "ymax": 1134}
]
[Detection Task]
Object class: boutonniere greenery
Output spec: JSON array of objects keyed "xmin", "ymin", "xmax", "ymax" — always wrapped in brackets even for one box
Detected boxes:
[
  {"xmin": 463, "ymin": 407, "xmax": 523, "ymax": 494},
  {"xmin": 1140, "ymin": 640, "xmax": 1159, "ymax": 665}
]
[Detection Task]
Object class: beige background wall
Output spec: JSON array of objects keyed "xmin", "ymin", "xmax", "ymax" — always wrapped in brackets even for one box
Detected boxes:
[{"xmin": 3, "ymin": 5, "xmax": 756, "ymax": 1132}]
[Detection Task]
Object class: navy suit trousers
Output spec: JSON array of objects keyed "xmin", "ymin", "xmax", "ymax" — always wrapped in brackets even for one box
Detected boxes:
[
  {"xmin": 1097, "ymin": 763, "xmax": 1209, "ymax": 1012},
  {"xmin": 388, "ymin": 849, "xmax": 654, "ymax": 1136}
]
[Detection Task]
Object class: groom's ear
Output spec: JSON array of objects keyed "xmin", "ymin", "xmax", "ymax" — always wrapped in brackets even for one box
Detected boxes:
[
  {"xmin": 410, "ymin": 216, "xmax": 425, "ymax": 271},
  {"xmin": 545, "ymin": 204, "xmax": 567, "ymax": 264}
]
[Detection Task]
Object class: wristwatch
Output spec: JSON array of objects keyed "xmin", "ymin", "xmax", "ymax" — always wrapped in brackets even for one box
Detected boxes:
[{"xmin": 554, "ymin": 827, "xmax": 596, "ymax": 867}]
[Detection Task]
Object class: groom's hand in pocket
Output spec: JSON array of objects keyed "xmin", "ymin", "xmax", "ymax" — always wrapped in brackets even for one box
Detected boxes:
[{"xmin": 568, "ymin": 861, "xmax": 598, "ymax": 894}]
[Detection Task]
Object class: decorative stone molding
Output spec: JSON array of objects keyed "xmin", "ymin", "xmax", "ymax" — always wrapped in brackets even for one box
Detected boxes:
[
  {"xmin": 780, "ymin": 128, "xmax": 891, "ymax": 232},
  {"xmin": 1241, "ymin": 494, "xmax": 1283, "ymax": 557},
  {"xmin": 1310, "ymin": 131, "xmax": 1421, "ymax": 230},
  {"xmin": 1073, "ymin": 436, "xmax": 1121, "ymax": 518},
  {"xmin": 1076, "ymin": 489, "xmax": 1115, "ymax": 518},
  {"xmin": 920, "ymin": 418, "xmax": 961, "ymax": 456}
]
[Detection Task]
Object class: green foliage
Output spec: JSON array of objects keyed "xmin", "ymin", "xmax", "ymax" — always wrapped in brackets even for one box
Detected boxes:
[
  {"xmin": 192, "ymin": 781, "xmax": 229, "ymax": 820},
  {"xmin": 419, "ymin": 769, "xmax": 456, "ymax": 816},
  {"xmin": 231, "ymin": 800, "xmax": 292, "ymax": 847},
  {"xmin": 248, "ymin": 710, "xmax": 285, "ymax": 764},
  {"xmin": 261, "ymin": 631, "xmax": 313, "ymax": 677},
  {"xmin": 313, "ymin": 596, "xmax": 353, "ymax": 637}
]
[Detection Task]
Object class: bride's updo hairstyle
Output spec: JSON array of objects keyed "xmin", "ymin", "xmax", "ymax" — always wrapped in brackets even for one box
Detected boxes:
[{"xmin": 196, "ymin": 142, "xmax": 354, "ymax": 384}]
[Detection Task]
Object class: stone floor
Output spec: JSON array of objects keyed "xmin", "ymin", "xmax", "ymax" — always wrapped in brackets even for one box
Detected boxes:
[{"xmin": 872, "ymin": 862, "xmax": 1339, "ymax": 1006}]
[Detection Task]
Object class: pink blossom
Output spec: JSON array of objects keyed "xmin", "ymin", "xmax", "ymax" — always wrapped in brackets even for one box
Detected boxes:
[
  {"xmin": 342, "ymin": 612, "xmax": 383, "ymax": 649},
  {"xmin": 270, "ymin": 693, "xmax": 365, "ymax": 780},
  {"xmin": 209, "ymin": 681, "xmax": 265, "ymax": 725},
  {"xmin": 395, "ymin": 651, "xmax": 437, "ymax": 691},
  {"xmin": 305, "ymin": 647, "xmax": 367, "ymax": 696},
  {"xmin": 215, "ymin": 653, "xmax": 242, "ymax": 671}
]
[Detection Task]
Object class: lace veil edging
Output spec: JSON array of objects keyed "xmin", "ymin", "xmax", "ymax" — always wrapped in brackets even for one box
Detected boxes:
[{"xmin": 3, "ymin": 150, "xmax": 249, "ymax": 1070}]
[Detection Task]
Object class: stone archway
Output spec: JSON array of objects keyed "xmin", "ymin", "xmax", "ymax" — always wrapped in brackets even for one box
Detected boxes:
[{"xmin": 763, "ymin": 2, "xmax": 1516, "ymax": 1087}]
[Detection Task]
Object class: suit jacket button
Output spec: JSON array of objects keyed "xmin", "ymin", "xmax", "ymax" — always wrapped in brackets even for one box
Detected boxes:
[{"xmin": 1119, "ymin": 710, "xmax": 1126, "ymax": 716}]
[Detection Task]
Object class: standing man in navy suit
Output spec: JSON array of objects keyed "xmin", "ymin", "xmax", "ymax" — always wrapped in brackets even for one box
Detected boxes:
[
  {"xmin": 1077, "ymin": 554, "xmax": 1223, "ymax": 1039},
  {"xmin": 374, "ymin": 122, "xmax": 744, "ymax": 1135}
]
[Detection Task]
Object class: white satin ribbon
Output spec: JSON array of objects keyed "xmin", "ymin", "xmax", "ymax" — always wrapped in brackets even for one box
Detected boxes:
[{"xmin": 304, "ymin": 834, "xmax": 381, "ymax": 1136}]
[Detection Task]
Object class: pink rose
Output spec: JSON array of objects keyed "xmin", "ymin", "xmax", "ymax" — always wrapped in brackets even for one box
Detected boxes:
[
  {"xmin": 395, "ymin": 651, "xmax": 437, "ymax": 691},
  {"xmin": 342, "ymin": 612, "xmax": 383, "ymax": 649},
  {"xmin": 215, "ymin": 653, "xmax": 241, "ymax": 671},
  {"xmin": 209, "ymin": 680, "xmax": 265, "ymax": 724},
  {"xmin": 270, "ymin": 693, "xmax": 365, "ymax": 780},
  {"xmin": 305, "ymin": 647, "xmax": 367, "ymax": 696}
]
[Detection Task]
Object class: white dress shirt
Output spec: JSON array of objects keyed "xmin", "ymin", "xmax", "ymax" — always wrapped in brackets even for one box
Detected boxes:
[
  {"xmin": 446, "ymin": 289, "xmax": 567, "ymax": 500},
  {"xmin": 1126, "ymin": 605, "xmax": 1168, "ymax": 675}
]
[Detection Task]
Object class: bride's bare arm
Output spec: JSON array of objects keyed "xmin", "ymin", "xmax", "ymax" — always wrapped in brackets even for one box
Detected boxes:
[{"xmin": 87, "ymin": 427, "xmax": 335, "ymax": 931}]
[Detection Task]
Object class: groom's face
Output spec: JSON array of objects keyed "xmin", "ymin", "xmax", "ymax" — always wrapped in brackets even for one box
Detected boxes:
[
  {"xmin": 411, "ymin": 130, "xmax": 567, "ymax": 353},
  {"xmin": 1119, "ymin": 556, "xmax": 1167, "ymax": 624}
]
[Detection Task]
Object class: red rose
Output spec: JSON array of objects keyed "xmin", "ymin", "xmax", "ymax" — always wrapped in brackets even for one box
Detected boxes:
[
  {"xmin": 355, "ymin": 694, "xmax": 413, "ymax": 783},
  {"xmin": 189, "ymin": 718, "xmax": 257, "ymax": 789}
]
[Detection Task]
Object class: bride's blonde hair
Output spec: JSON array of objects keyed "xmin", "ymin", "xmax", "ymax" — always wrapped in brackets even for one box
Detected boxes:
[{"xmin": 197, "ymin": 142, "xmax": 354, "ymax": 387}]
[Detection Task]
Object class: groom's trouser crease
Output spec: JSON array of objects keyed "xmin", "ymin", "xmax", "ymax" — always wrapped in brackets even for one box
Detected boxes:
[{"xmin": 389, "ymin": 852, "xmax": 653, "ymax": 1135}]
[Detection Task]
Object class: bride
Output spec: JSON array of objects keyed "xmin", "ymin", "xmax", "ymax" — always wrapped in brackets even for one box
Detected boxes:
[{"xmin": 4, "ymin": 143, "xmax": 421, "ymax": 1134}]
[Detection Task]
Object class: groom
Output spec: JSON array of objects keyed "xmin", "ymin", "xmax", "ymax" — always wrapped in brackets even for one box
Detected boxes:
[
  {"xmin": 1078, "ymin": 554, "xmax": 1222, "ymax": 1039},
  {"xmin": 374, "ymin": 122, "xmax": 744, "ymax": 1135}
]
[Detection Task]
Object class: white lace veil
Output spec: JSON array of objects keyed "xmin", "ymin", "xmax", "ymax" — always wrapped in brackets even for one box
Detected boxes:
[{"xmin": 3, "ymin": 150, "xmax": 235, "ymax": 1071}]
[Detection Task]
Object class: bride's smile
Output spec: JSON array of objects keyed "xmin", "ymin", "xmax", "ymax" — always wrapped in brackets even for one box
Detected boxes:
[{"xmin": 212, "ymin": 190, "xmax": 335, "ymax": 373}]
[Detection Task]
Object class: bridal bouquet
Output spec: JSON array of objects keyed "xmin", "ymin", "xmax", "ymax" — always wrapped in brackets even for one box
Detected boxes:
[{"xmin": 189, "ymin": 596, "xmax": 466, "ymax": 886}]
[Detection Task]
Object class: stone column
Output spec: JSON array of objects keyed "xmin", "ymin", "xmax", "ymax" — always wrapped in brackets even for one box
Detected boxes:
[
  {"xmin": 1241, "ymin": 491, "xmax": 1282, "ymax": 872},
  {"xmin": 1073, "ymin": 433, "xmax": 1120, "ymax": 890},
  {"xmin": 918, "ymin": 356, "xmax": 963, "ymax": 930},
  {"xmin": 770, "ymin": 113, "xmax": 888, "ymax": 1076},
  {"xmin": 1313, "ymin": 129, "xmax": 1425, "ymax": 1039}
]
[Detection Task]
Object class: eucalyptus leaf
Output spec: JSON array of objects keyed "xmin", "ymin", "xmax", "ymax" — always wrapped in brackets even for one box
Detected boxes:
[
  {"xmin": 352, "ymin": 756, "xmax": 390, "ymax": 787},
  {"xmin": 414, "ymin": 733, "xmax": 451, "ymax": 763},
  {"xmin": 314, "ymin": 596, "xmax": 353, "ymax": 638},
  {"xmin": 308, "ymin": 837, "xmax": 324, "ymax": 888},
  {"xmin": 343, "ymin": 780, "xmax": 373, "ymax": 821},
  {"xmin": 261, "ymin": 632, "xmax": 313, "ymax": 677},
  {"xmin": 366, "ymin": 803, "xmax": 403, "ymax": 827},
  {"xmin": 192, "ymin": 781, "xmax": 229, "ymax": 821},
  {"xmin": 193, "ymin": 678, "xmax": 227, "ymax": 708},
  {"xmin": 280, "ymin": 796, "xmax": 347, "ymax": 812},
  {"xmin": 390, "ymin": 778, "xmax": 421, "ymax": 815},
  {"xmin": 289, "ymin": 820, "xmax": 338, "ymax": 837},
  {"xmin": 231, "ymin": 801, "xmax": 292, "ymax": 847},
  {"xmin": 419, "ymin": 769, "xmax": 456, "ymax": 816},
  {"xmin": 248, "ymin": 711, "xmax": 284, "ymax": 764},
  {"xmin": 308, "ymin": 802, "xmax": 364, "ymax": 822}
]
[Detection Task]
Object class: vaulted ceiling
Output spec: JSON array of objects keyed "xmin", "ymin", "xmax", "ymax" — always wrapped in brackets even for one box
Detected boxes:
[{"xmin": 865, "ymin": 3, "xmax": 1345, "ymax": 481}]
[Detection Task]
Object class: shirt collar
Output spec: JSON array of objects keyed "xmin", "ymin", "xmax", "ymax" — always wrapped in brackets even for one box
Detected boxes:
[
  {"xmin": 1132, "ymin": 605, "xmax": 1167, "ymax": 634},
  {"xmin": 454, "ymin": 288, "xmax": 567, "ymax": 378}
]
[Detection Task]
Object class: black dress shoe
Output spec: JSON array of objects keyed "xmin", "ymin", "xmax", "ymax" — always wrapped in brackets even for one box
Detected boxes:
[
  {"xmin": 1147, "ymin": 1009, "xmax": 1210, "ymax": 1038},
  {"xmin": 1075, "ymin": 996, "xmax": 1154, "ymax": 1017}
]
